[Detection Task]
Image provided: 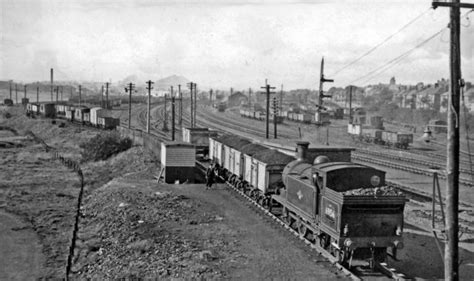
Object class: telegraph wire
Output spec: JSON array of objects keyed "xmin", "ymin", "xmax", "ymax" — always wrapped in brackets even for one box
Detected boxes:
[
  {"xmin": 349, "ymin": 27, "xmax": 447, "ymax": 85},
  {"xmin": 330, "ymin": 7, "xmax": 433, "ymax": 77},
  {"xmin": 350, "ymin": 9, "xmax": 474, "ymax": 86}
]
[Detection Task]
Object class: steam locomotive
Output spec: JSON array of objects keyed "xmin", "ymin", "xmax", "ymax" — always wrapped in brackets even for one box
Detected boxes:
[{"xmin": 209, "ymin": 135, "xmax": 406, "ymax": 267}]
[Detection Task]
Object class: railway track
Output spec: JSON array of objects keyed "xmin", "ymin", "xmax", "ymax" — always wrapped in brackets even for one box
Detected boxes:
[
  {"xmin": 195, "ymin": 161, "xmax": 409, "ymax": 280},
  {"xmin": 195, "ymin": 106, "xmax": 296, "ymax": 139},
  {"xmin": 353, "ymin": 150, "xmax": 474, "ymax": 187}
]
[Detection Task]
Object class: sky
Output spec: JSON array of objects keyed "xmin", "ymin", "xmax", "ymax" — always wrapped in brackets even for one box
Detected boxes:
[{"xmin": 0, "ymin": 0, "xmax": 473, "ymax": 90}]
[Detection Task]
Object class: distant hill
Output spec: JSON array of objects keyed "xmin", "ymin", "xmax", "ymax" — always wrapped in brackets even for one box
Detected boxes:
[{"xmin": 155, "ymin": 75, "xmax": 190, "ymax": 90}]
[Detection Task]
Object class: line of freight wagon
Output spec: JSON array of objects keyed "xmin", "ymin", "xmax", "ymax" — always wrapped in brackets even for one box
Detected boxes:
[{"xmin": 25, "ymin": 102, "xmax": 120, "ymax": 129}]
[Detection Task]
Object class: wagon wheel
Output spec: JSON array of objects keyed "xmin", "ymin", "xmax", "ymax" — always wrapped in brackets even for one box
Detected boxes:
[
  {"xmin": 282, "ymin": 208, "xmax": 292, "ymax": 226},
  {"xmin": 262, "ymin": 196, "xmax": 271, "ymax": 209},
  {"xmin": 242, "ymin": 183, "xmax": 248, "ymax": 193},
  {"xmin": 319, "ymin": 234, "xmax": 329, "ymax": 249},
  {"xmin": 297, "ymin": 220, "xmax": 308, "ymax": 238},
  {"xmin": 229, "ymin": 175, "xmax": 236, "ymax": 185},
  {"xmin": 267, "ymin": 197, "xmax": 273, "ymax": 213}
]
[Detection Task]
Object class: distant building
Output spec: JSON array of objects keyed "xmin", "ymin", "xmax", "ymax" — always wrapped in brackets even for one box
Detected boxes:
[{"xmin": 228, "ymin": 92, "xmax": 248, "ymax": 107}]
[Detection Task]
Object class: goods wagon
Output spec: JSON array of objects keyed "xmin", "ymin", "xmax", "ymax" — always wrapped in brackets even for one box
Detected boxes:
[
  {"xmin": 362, "ymin": 128, "xmax": 383, "ymax": 143},
  {"xmin": 381, "ymin": 131, "xmax": 413, "ymax": 149},
  {"xmin": 348, "ymin": 115, "xmax": 413, "ymax": 149},
  {"xmin": 182, "ymin": 127, "xmax": 218, "ymax": 156},
  {"xmin": 3, "ymin": 99, "xmax": 13, "ymax": 106},
  {"xmin": 65, "ymin": 109, "xmax": 75, "ymax": 122},
  {"xmin": 90, "ymin": 107, "xmax": 106, "ymax": 127},
  {"xmin": 97, "ymin": 116, "xmax": 120, "ymax": 129},
  {"xmin": 40, "ymin": 103, "xmax": 56, "ymax": 118},
  {"xmin": 428, "ymin": 119, "xmax": 447, "ymax": 134},
  {"xmin": 74, "ymin": 107, "xmax": 90, "ymax": 124},
  {"xmin": 26, "ymin": 103, "xmax": 40, "ymax": 115},
  {"xmin": 211, "ymin": 134, "xmax": 294, "ymax": 205}
]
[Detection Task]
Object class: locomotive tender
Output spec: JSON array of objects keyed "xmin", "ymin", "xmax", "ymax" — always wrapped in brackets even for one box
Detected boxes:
[{"xmin": 209, "ymin": 135, "xmax": 406, "ymax": 267}]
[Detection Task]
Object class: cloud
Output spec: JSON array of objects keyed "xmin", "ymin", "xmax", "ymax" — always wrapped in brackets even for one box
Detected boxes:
[{"xmin": 1, "ymin": 0, "xmax": 471, "ymax": 88}]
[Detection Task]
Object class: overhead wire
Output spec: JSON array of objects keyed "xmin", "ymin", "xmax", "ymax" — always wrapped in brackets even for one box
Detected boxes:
[
  {"xmin": 350, "ymin": 9, "xmax": 473, "ymax": 86},
  {"xmin": 329, "ymin": 7, "xmax": 433, "ymax": 77},
  {"xmin": 349, "ymin": 27, "xmax": 447, "ymax": 85}
]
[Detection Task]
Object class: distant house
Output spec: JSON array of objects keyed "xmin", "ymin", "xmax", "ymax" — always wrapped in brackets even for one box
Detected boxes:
[{"xmin": 228, "ymin": 92, "xmax": 248, "ymax": 107}]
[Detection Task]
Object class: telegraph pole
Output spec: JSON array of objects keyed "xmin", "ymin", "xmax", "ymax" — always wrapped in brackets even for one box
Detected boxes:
[
  {"xmin": 24, "ymin": 84, "xmax": 27, "ymax": 100},
  {"xmin": 178, "ymin": 84, "xmax": 182, "ymax": 125},
  {"xmin": 189, "ymin": 82, "xmax": 194, "ymax": 127},
  {"xmin": 37, "ymin": 85, "xmax": 39, "ymax": 104},
  {"xmin": 280, "ymin": 84, "xmax": 283, "ymax": 113},
  {"xmin": 209, "ymin": 89, "xmax": 213, "ymax": 106},
  {"xmin": 317, "ymin": 57, "xmax": 334, "ymax": 123},
  {"xmin": 171, "ymin": 94, "xmax": 176, "ymax": 140},
  {"xmin": 170, "ymin": 87, "xmax": 175, "ymax": 140},
  {"xmin": 15, "ymin": 84, "xmax": 18, "ymax": 104},
  {"xmin": 248, "ymin": 87, "xmax": 252, "ymax": 109},
  {"xmin": 348, "ymin": 86, "xmax": 353, "ymax": 123},
  {"xmin": 163, "ymin": 93, "xmax": 169, "ymax": 131},
  {"xmin": 105, "ymin": 82, "xmax": 110, "ymax": 109},
  {"xmin": 124, "ymin": 83, "xmax": 135, "ymax": 129},
  {"xmin": 56, "ymin": 86, "xmax": 59, "ymax": 104},
  {"xmin": 431, "ymin": 1, "xmax": 474, "ymax": 280},
  {"xmin": 101, "ymin": 85, "xmax": 104, "ymax": 107},
  {"xmin": 79, "ymin": 85, "xmax": 82, "ymax": 106},
  {"xmin": 165, "ymin": 88, "xmax": 182, "ymax": 141},
  {"xmin": 187, "ymin": 82, "xmax": 195, "ymax": 128},
  {"xmin": 273, "ymin": 97, "xmax": 278, "ymax": 139},
  {"xmin": 260, "ymin": 81, "xmax": 276, "ymax": 139},
  {"xmin": 146, "ymin": 80, "xmax": 154, "ymax": 134},
  {"xmin": 9, "ymin": 80, "xmax": 12, "ymax": 100},
  {"xmin": 50, "ymin": 68, "xmax": 54, "ymax": 102},
  {"xmin": 192, "ymin": 83, "xmax": 198, "ymax": 127}
]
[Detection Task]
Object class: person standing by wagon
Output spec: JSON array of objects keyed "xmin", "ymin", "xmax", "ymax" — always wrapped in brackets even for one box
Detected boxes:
[{"xmin": 206, "ymin": 164, "xmax": 215, "ymax": 190}]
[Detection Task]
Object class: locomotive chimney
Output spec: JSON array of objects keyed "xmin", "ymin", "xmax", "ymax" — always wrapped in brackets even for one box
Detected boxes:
[{"xmin": 296, "ymin": 141, "xmax": 310, "ymax": 162}]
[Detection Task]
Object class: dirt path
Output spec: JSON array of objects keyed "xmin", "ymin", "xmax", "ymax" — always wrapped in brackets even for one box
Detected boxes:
[
  {"xmin": 154, "ymin": 181, "xmax": 347, "ymax": 279},
  {"xmin": 0, "ymin": 211, "xmax": 44, "ymax": 280}
]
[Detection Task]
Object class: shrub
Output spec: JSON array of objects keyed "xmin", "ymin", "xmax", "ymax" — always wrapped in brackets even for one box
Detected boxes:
[{"xmin": 80, "ymin": 132, "xmax": 132, "ymax": 162}]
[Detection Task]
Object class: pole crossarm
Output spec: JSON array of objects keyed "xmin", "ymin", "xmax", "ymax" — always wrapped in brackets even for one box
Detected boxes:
[{"xmin": 432, "ymin": 1, "xmax": 474, "ymax": 9}]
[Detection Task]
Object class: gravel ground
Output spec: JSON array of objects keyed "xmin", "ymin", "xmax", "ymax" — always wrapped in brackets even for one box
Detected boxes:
[{"xmin": 1, "ymin": 106, "xmax": 347, "ymax": 280}]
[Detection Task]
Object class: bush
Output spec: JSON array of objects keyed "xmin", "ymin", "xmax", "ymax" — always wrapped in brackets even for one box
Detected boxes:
[{"xmin": 80, "ymin": 132, "xmax": 132, "ymax": 162}]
